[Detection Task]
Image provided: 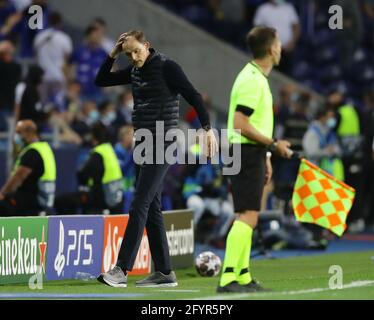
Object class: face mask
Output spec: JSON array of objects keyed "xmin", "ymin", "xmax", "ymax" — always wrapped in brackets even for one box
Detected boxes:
[
  {"xmin": 14, "ymin": 133, "xmax": 25, "ymax": 147},
  {"xmin": 327, "ymin": 117, "xmax": 337, "ymax": 129},
  {"xmin": 103, "ymin": 111, "xmax": 116, "ymax": 123},
  {"xmin": 88, "ymin": 110, "xmax": 100, "ymax": 124}
]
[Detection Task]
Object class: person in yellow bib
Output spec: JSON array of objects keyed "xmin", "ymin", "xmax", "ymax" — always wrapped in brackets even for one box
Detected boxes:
[
  {"xmin": 55, "ymin": 122, "xmax": 123, "ymax": 215},
  {"xmin": 218, "ymin": 26, "xmax": 292, "ymax": 293},
  {"xmin": 0, "ymin": 120, "xmax": 56, "ymax": 216}
]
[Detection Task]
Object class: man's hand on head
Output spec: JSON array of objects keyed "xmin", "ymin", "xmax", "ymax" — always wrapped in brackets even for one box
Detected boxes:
[{"xmin": 110, "ymin": 33, "xmax": 128, "ymax": 59}]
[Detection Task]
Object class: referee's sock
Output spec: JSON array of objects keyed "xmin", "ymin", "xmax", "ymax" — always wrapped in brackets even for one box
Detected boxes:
[
  {"xmin": 236, "ymin": 225, "xmax": 253, "ymax": 285},
  {"xmin": 219, "ymin": 220, "xmax": 252, "ymax": 287}
]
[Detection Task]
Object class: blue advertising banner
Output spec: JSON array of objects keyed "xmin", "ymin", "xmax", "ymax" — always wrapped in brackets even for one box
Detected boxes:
[{"xmin": 46, "ymin": 216, "xmax": 104, "ymax": 280}]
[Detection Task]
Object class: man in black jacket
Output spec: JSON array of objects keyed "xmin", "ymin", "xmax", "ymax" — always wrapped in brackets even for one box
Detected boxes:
[{"xmin": 96, "ymin": 31, "xmax": 217, "ymax": 288}]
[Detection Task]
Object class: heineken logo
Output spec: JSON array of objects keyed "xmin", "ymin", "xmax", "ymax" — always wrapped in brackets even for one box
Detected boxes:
[{"xmin": 0, "ymin": 225, "xmax": 47, "ymax": 277}]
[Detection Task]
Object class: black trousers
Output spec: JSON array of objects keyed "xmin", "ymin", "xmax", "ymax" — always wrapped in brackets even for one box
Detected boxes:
[{"xmin": 116, "ymin": 162, "xmax": 171, "ymax": 273}]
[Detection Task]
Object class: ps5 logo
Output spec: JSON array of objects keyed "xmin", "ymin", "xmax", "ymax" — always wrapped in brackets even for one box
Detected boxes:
[{"xmin": 54, "ymin": 221, "xmax": 94, "ymax": 277}]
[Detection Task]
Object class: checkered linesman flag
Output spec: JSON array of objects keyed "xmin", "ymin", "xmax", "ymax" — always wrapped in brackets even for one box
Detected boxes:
[{"xmin": 292, "ymin": 158, "xmax": 356, "ymax": 237}]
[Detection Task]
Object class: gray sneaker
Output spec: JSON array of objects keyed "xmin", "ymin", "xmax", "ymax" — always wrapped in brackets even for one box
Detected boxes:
[
  {"xmin": 97, "ymin": 266, "xmax": 127, "ymax": 288},
  {"xmin": 136, "ymin": 271, "xmax": 178, "ymax": 288}
]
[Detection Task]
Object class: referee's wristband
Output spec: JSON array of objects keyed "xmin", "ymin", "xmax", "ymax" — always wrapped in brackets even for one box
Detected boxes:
[{"xmin": 266, "ymin": 151, "xmax": 272, "ymax": 158}]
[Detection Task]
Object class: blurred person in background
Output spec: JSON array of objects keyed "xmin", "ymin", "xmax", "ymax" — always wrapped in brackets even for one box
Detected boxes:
[
  {"xmin": 33, "ymin": 11, "xmax": 73, "ymax": 104},
  {"xmin": 274, "ymin": 84, "xmax": 294, "ymax": 130},
  {"xmin": 114, "ymin": 125, "xmax": 135, "ymax": 214},
  {"xmin": 55, "ymin": 122, "xmax": 123, "ymax": 215},
  {"xmin": 277, "ymin": 91, "xmax": 310, "ymax": 151},
  {"xmin": 1, "ymin": 0, "xmax": 50, "ymax": 58},
  {"xmin": 274, "ymin": 90, "xmax": 310, "ymax": 214},
  {"xmin": 0, "ymin": 119, "xmax": 56, "ymax": 216},
  {"xmin": 205, "ymin": 0, "xmax": 248, "ymax": 48},
  {"xmin": 14, "ymin": 64, "xmax": 50, "ymax": 131},
  {"xmin": 161, "ymin": 162, "xmax": 185, "ymax": 211},
  {"xmin": 0, "ymin": 0, "xmax": 16, "ymax": 36},
  {"xmin": 116, "ymin": 89, "xmax": 133, "ymax": 125},
  {"xmin": 48, "ymin": 110, "xmax": 82, "ymax": 146},
  {"xmin": 53, "ymin": 79, "xmax": 82, "ymax": 116},
  {"xmin": 334, "ymin": 0, "xmax": 363, "ymax": 72},
  {"xmin": 302, "ymin": 107, "xmax": 342, "ymax": 247},
  {"xmin": 302, "ymin": 107, "xmax": 343, "ymax": 179},
  {"xmin": 71, "ymin": 99, "xmax": 99, "ymax": 144},
  {"xmin": 327, "ymin": 91, "xmax": 365, "ymax": 231},
  {"xmin": 70, "ymin": 25, "xmax": 107, "ymax": 102},
  {"xmin": 183, "ymin": 148, "xmax": 234, "ymax": 248},
  {"xmin": 253, "ymin": 0, "xmax": 300, "ymax": 74},
  {"xmin": 8, "ymin": 0, "xmax": 31, "ymax": 12},
  {"xmin": 91, "ymin": 17, "xmax": 115, "ymax": 55},
  {"xmin": 0, "ymin": 0, "xmax": 22, "ymax": 42},
  {"xmin": 98, "ymin": 99, "xmax": 119, "ymax": 143},
  {"xmin": 0, "ymin": 40, "xmax": 21, "ymax": 131}
]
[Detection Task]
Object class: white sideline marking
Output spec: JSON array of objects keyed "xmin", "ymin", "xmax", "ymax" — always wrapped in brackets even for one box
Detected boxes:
[
  {"xmin": 155, "ymin": 289, "xmax": 201, "ymax": 293},
  {"xmin": 0, "ymin": 293, "xmax": 147, "ymax": 299},
  {"xmin": 190, "ymin": 280, "xmax": 374, "ymax": 300}
]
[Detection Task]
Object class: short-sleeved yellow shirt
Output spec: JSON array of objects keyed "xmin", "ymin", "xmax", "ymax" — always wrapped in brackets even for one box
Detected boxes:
[{"xmin": 227, "ymin": 62, "xmax": 274, "ymax": 144}]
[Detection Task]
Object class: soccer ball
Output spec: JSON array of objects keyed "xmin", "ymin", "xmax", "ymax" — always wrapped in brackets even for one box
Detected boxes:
[{"xmin": 195, "ymin": 251, "xmax": 222, "ymax": 277}]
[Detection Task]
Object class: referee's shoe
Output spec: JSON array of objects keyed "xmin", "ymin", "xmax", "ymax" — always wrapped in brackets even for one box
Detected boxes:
[{"xmin": 217, "ymin": 279, "xmax": 270, "ymax": 293}]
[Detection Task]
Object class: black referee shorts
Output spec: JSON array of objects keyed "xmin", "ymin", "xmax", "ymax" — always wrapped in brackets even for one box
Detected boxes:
[{"xmin": 230, "ymin": 143, "xmax": 267, "ymax": 213}]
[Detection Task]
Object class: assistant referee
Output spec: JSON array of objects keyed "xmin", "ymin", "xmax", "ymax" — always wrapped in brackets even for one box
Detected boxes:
[{"xmin": 218, "ymin": 26, "xmax": 292, "ymax": 293}]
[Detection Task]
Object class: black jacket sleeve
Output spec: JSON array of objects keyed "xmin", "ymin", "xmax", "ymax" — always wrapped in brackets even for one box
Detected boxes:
[
  {"xmin": 94, "ymin": 56, "xmax": 132, "ymax": 87},
  {"xmin": 163, "ymin": 60, "xmax": 211, "ymax": 128}
]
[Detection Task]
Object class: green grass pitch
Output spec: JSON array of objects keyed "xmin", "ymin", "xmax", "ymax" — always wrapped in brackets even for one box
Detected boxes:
[{"xmin": 1, "ymin": 251, "xmax": 374, "ymax": 300}]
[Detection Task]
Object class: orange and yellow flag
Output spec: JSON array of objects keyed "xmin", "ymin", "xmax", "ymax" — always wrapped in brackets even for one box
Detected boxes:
[{"xmin": 292, "ymin": 158, "xmax": 355, "ymax": 237}]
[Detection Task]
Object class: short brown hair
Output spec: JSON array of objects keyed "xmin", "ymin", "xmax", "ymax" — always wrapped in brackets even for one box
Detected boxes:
[
  {"xmin": 124, "ymin": 30, "xmax": 147, "ymax": 43},
  {"xmin": 246, "ymin": 26, "xmax": 277, "ymax": 59},
  {"xmin": 119, "ymin": 125, "xmax": 134, "ymax": 141}
]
